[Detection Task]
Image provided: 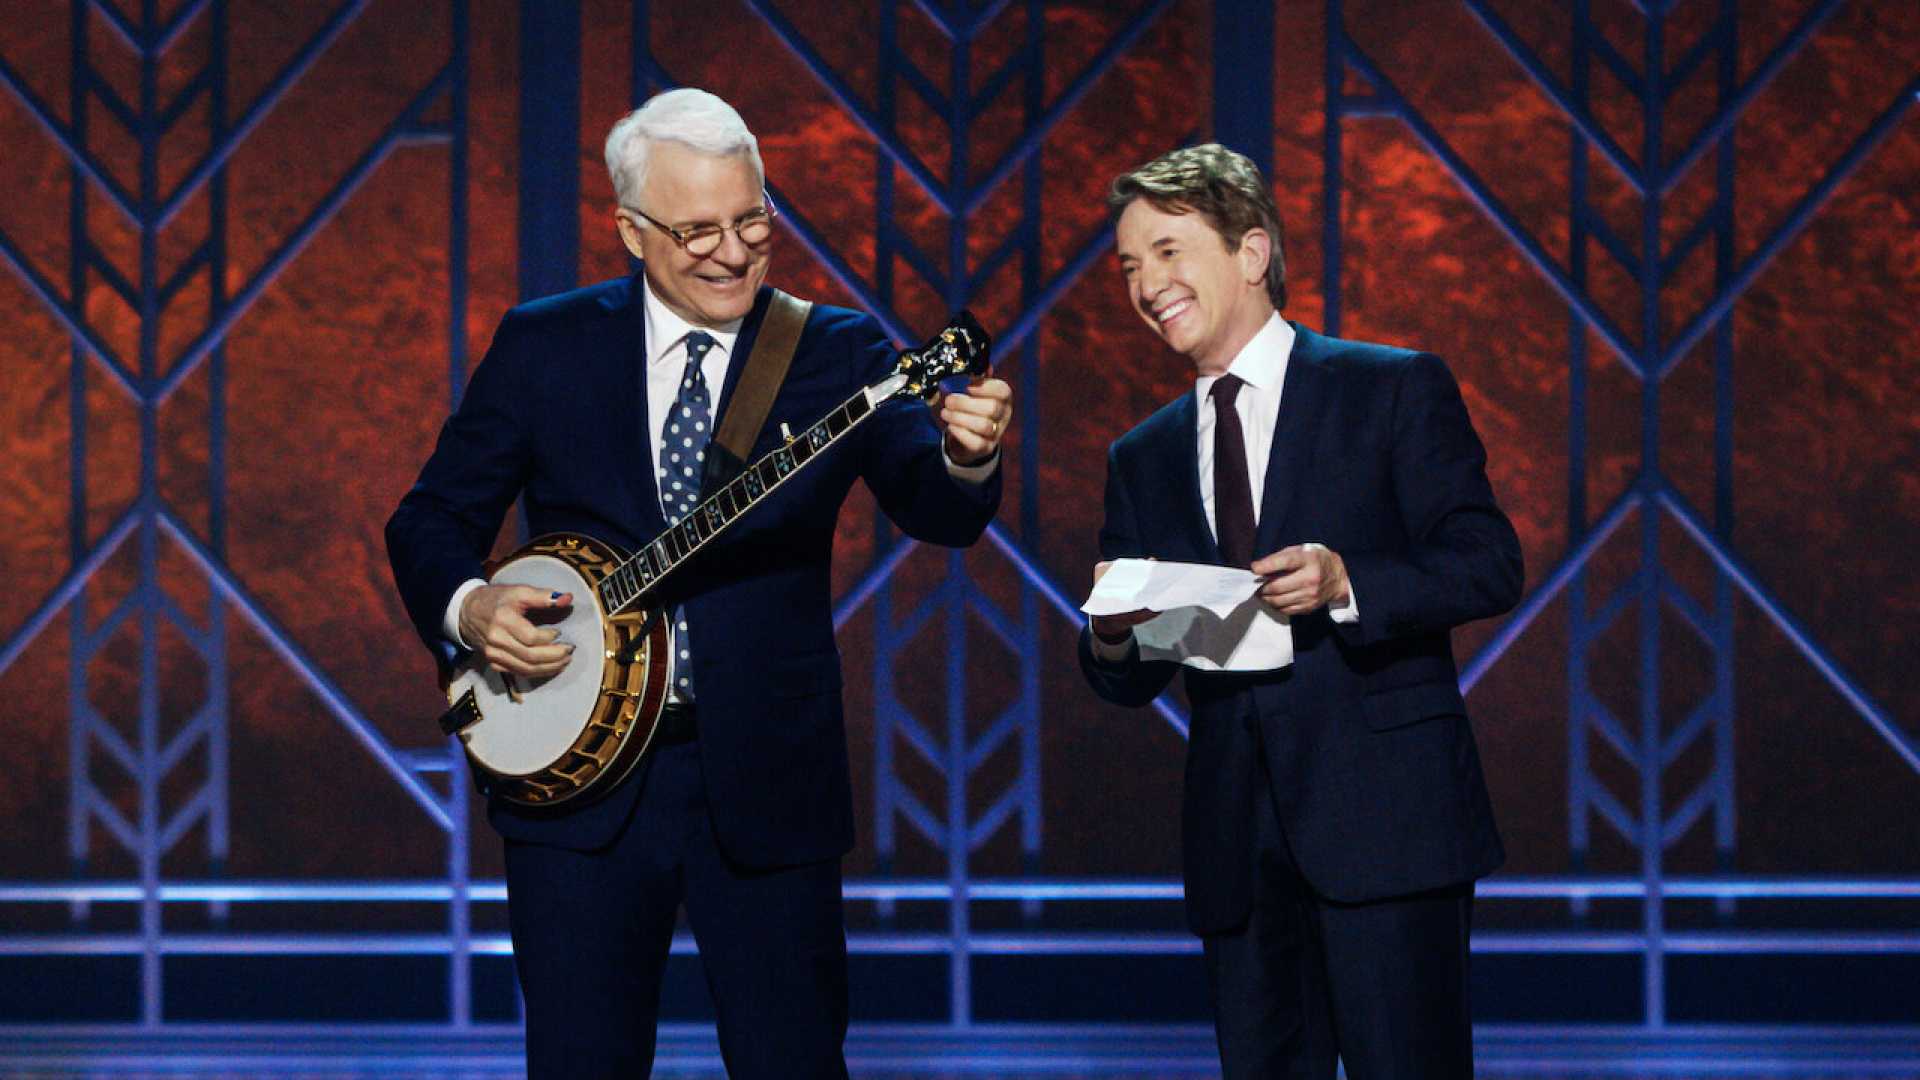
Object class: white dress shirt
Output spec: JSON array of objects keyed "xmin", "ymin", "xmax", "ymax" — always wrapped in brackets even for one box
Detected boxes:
[
  {"xmin": 442, "ymin": 278, "xmax": 998, "ymax": 650},
  {"xmin": 1090, "ymin": 314, "xmax": 1356, "ymax": 660},
  {"xmin": 1197, "ymin": 315, "xmax": 1292, "ymax": 539}
]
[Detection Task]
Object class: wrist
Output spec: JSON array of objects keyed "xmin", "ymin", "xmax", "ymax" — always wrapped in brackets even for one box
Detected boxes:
[
  {"xmin": 445, "ymin": 578, "xmax": 488, "ymax": 649},
  {"xmin": 945, "ymin": 436, "xmax": 993, "ymax": 468}
]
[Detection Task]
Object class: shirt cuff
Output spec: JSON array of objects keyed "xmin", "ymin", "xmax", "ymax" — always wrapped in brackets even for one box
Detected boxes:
[
  {"xmin": 443, "ymin": 578, "xmax": 488, "ymax": 649},
  {"xmin": 1298, "ymin": 542, "xmax": 1359, "ymax": 624},
  {"xmin": 1329, "ymin": 578, "xmax": 1359, "ymax": 624},
  {"xmin": 943, "ymin": 445, "xmax": 1000, "ymax": 486},
  {"xmin": 1086, "ymin": 617, "xmax": 1137, "ymax": 662}
]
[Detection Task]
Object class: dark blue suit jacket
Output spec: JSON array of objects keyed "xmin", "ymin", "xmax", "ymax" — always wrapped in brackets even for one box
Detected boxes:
[
  {"xmin": 388, "ymin": 274, "xmax": 1000, "ymax": 863},
  {"xmin": 1079, "ymin": 324, "xmax": 1521, "ymax": 934}
]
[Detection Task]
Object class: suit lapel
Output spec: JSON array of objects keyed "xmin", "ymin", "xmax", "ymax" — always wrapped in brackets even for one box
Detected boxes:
[
  {"xmin": 597, "ymin": 275, "xmax": 666, "ymax": 540},
  {"xmin": 1253, "ymin": 322, "xmax": 1329, "ymax": 556},
  {"xmin": 1164, "ymin": 390, "xmax": 1221, "ymax": 563}
]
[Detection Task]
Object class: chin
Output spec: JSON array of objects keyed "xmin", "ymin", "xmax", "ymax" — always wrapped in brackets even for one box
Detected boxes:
[
  {"xmin": 1164, "ymin": 328, "xmax": 1201, "ymax": 357},
  {"xmin": 704, "ymin": 298, "xmax": 756, "ymax": 323}
]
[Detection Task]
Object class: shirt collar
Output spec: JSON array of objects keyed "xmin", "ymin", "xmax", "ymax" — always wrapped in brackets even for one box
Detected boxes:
[
  {"xmin": 1197, "ymin": 313, "xmax": 1293, "ymax": 396},
  {"xmin": 641, "ymin": 273, "xmax": 744, "ymax": 367}
]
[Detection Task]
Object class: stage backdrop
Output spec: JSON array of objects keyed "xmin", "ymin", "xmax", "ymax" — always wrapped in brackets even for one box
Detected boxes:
[{"xmin": 0, "ymin": 0, "xmax": 1915, "ymax": 1062}]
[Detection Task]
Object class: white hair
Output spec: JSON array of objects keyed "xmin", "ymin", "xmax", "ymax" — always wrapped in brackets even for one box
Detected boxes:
[{"xmin": 603, "ymin": 88, "xmax": 763, "ymax": 209}]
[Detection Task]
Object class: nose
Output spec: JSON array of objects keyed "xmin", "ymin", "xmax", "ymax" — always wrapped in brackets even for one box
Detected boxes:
[
  {"xmin": 1136, "ymin": 260, "xmax": 1168, "ymax": 304},
  {"xmin": 709, "ymin": 226, "xmax": 753, "ymax": 267}
]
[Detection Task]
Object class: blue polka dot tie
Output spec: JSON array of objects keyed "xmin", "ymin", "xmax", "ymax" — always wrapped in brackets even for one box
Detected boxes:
[{"xmin": 660, "ymin": 331, "xmax": 715, "ymax": 699}]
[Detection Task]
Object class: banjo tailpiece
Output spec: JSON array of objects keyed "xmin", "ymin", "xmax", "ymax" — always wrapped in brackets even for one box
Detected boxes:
[{"xmin": 437, "ymin": 687, "xmax": 483, "ymax": 737}]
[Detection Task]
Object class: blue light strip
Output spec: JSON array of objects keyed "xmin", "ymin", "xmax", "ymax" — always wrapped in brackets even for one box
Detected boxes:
[
  {"xmin": 5, "ymin": 1025, "xmax": 1919, "ymax": 1073},
  {"xmin": 1655, "ymin": 0, "xmax": 1841, "ymax": 197},
  {"xmin": 9, "ymin": 875, "xmax": 1920, "ymax": 905},
  {"xmin": 1636, "ymin": 8, "xmax": 1670, "ymax": 1027},
  {"xmin": 155, "ymin": 65, "xmax": 456, "ymax": 404},
  {"xmin": 765, "ymin": 178, "xmax": 912, "ymax": 344},
  {"xmin": 990, "ymin": 199, "xmax": 1133, "ymax": 360},
  {"xmin": 9, "ymin": 0, "xmax": 1912, "ymax": 1053},
  {"xmin": 1321, "ymin": 0, "xmax": 1917, "ymax": 1035},
  {"xmin": 65, "ymin": 0, "xmax": 93, "ymax": 922},
  {"xmin": 155, "ymin": 0, "xmax": 369, "ymax": 229},
  {"xmin": 1457, "ymin": 489, "xmax": 1639, "ymax": 693},
  {"xmin": 446, "ymin": 0, "xmax": 471, "ymax": 1027},
  {"xmin": 1334, "ymin": 44, "xmax": 1644, "ymax": 377},
  {"xmin": 157, "ymin": 511, "xmax": 455, "ymax": 829},
  {"xmin": 153, "ymin": 0, "xmax": 212, "ymax": 53},
  {"xmin": 1656, "ymin": 74, "xmax": 1919, "ymax": 379},
  {"xmin": 1459, "ymin": 0, "xmax": 1646, "ymax": 192},
  {"xmin": 1658, "ymin": 490, "xmax": 1916, "ymax": 773},
  {"xmin": 744, "ymin": 0, "xmax": 952, "ymax": 213},
  {"xmin": 742, "ymin": 0, "xmax": 1171, "ymax": 1028},
  {"xmin": 0, "ymin": 221, "xmax": 141, "ymax": 397},
  {"xmin": 7, "ymin": 928, "xmax": 1920, "ymax": 959},
  {"xmin": 0, "ymin": 508, "xmax": 138, "ymax": 677},
  {"xmin": 981, "ymin": 523, "xmax": 1190, "ymax": 738},
  {"xmin": 0, "ymin": 51, "xmax": 142, "ymax": 222},
  {"xmin": 960, "ymin": 0, "xmax": 1175, "ymax": 219},
  {"xmin": 1711, "ymin": 0, "xmax": 1739, "ymax": 898},
  {"xmin": 1016, "ymin": 0, "xmax": 1045, "ymax": 884}
]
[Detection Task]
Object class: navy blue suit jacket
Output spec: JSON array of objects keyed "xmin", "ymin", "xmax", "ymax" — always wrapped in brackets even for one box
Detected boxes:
[
  {"xmin": 388, "ymin": 275, "xmax": 1000, "ymax": 863},
  {"xmin": 1079, "ymin": 324, "xmax": 1521, "ymax": 934}
]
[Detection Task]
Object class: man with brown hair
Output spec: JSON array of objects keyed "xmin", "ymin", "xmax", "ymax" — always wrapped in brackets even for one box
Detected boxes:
[{"xmin": 1080, "ymin": 142, "xmax": 1522, "ymax": 1078}]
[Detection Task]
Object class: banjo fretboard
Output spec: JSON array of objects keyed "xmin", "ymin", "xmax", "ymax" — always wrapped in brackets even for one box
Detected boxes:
[{"xmin": 595, "ymin": 387, "xmax": 879, "ymax": 617}]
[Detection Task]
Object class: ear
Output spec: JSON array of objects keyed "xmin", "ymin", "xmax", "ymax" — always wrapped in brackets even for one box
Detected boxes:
[
  {"xmin": 614, "ymin": 209, "xmax": 648, "ymax": 262},
  {"xmin": 1237, "ymin": 228, "xmax": 1272, "ymax": 285}
]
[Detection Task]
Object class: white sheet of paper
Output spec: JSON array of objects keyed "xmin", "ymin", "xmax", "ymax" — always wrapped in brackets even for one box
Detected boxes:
[
  {"xmin": 1082, "ymin": 558, "xmax": 1259, "ymax": 618},
  {"xmin": 1080, "ymin": 558, "xmax": 1293, "ymax": 672}
]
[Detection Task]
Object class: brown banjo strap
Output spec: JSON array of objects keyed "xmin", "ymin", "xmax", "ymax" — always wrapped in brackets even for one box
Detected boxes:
[{"xmin": 703, "ymin": 288, "xmax": 812, "ymax": 491}]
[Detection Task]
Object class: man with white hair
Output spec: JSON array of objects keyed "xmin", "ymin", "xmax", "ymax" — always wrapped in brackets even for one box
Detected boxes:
[{"xmin": 387, "ymin": 88, "xmax": 1012, "ymax": 1078}]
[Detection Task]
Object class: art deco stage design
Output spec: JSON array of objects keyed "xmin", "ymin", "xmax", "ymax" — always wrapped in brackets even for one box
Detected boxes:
[{"xmin": 0, "ymin": 0, "xmax": 1914, "ymax": 1073}]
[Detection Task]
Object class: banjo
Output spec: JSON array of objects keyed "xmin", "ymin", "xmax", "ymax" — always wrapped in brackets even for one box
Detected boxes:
[{"xmin": 436, "ymin": 312, "xmax": 991, "ymax": 809}]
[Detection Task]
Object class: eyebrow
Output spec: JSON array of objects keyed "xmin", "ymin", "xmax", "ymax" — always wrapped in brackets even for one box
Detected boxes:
[
  {"xmin": 672, "ymin": 205, "xmax": 770, "ymax": 230},
  {"xmin": 1117, "ymin": 234, "xmax": 1180, "ymax": 260}
]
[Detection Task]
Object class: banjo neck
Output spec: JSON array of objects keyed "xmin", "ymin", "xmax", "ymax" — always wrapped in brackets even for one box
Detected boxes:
[{"xmin": 594, "ymin": 371, "xmax": 913, "ymax": 618}]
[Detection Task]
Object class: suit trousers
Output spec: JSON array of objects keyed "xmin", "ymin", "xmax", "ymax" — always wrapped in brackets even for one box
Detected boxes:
[
  {"xmin": 503, "ymin": 739, "xmax": 850, "ymax": 1080},
  {"xmin": 1202, "ymin": 724, "xmax": 1475, "ymax": 1080}
]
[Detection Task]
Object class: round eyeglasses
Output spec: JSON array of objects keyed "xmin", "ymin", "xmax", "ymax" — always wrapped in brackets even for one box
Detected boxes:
[{"xmin": 626, "ymin": 196, "xmax": 778, "ymax": 258}]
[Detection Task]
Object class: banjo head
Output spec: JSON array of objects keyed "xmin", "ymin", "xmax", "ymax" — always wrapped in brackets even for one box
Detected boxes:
[{"xmin": 450, "ymin": 552, "xmax": 610, "ymax": 778}]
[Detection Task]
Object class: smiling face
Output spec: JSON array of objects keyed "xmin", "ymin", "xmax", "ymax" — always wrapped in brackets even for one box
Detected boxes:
[
  {"xmin": 615, "ymin": 140, "xmax": 770, "ymax": 327},
  {"xmin": 1115, "ymin": 197, "xmax": 1274, "ymax": 375}
]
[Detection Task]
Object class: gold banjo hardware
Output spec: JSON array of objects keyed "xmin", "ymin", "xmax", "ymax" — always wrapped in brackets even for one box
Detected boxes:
[{"xmin": 437, "ymin": 312, "xmax": 992, "ymax": 809}]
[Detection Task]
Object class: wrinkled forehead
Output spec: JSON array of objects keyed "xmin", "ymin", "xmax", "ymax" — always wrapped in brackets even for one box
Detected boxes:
[
  {"xmin": 1115, "ymin": 197, "xmax": 1220, "ymax": 255},
  {"xmin": 643, "ymin": 142, "xmax": 765, "ymax": 214}
]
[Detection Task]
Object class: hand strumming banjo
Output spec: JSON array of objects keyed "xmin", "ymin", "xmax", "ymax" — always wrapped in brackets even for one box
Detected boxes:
[{"xmin": 436, "ymin": 312, "xmax": 991, "ymax": 809}]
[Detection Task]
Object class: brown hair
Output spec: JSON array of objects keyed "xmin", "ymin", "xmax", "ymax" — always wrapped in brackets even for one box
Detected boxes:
[{"xmin": 1108, "ymin": 143, "xmax": 1286, "ymax": 311}]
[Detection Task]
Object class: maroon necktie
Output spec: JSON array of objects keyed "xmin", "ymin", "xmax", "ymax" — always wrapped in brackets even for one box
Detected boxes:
[{"xmin": 1210, "ymin": 374, "xmax": 1256, "ymax": 569}]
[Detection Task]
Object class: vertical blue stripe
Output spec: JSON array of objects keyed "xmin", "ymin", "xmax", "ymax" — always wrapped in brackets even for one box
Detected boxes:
[
  {"xmin": 1212, "ymin": 0, "xmax": 1274, "ymax": 179},
  {"xmin": 518, "ymin": 1, "xmax": 580, "ymax": 302}
]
